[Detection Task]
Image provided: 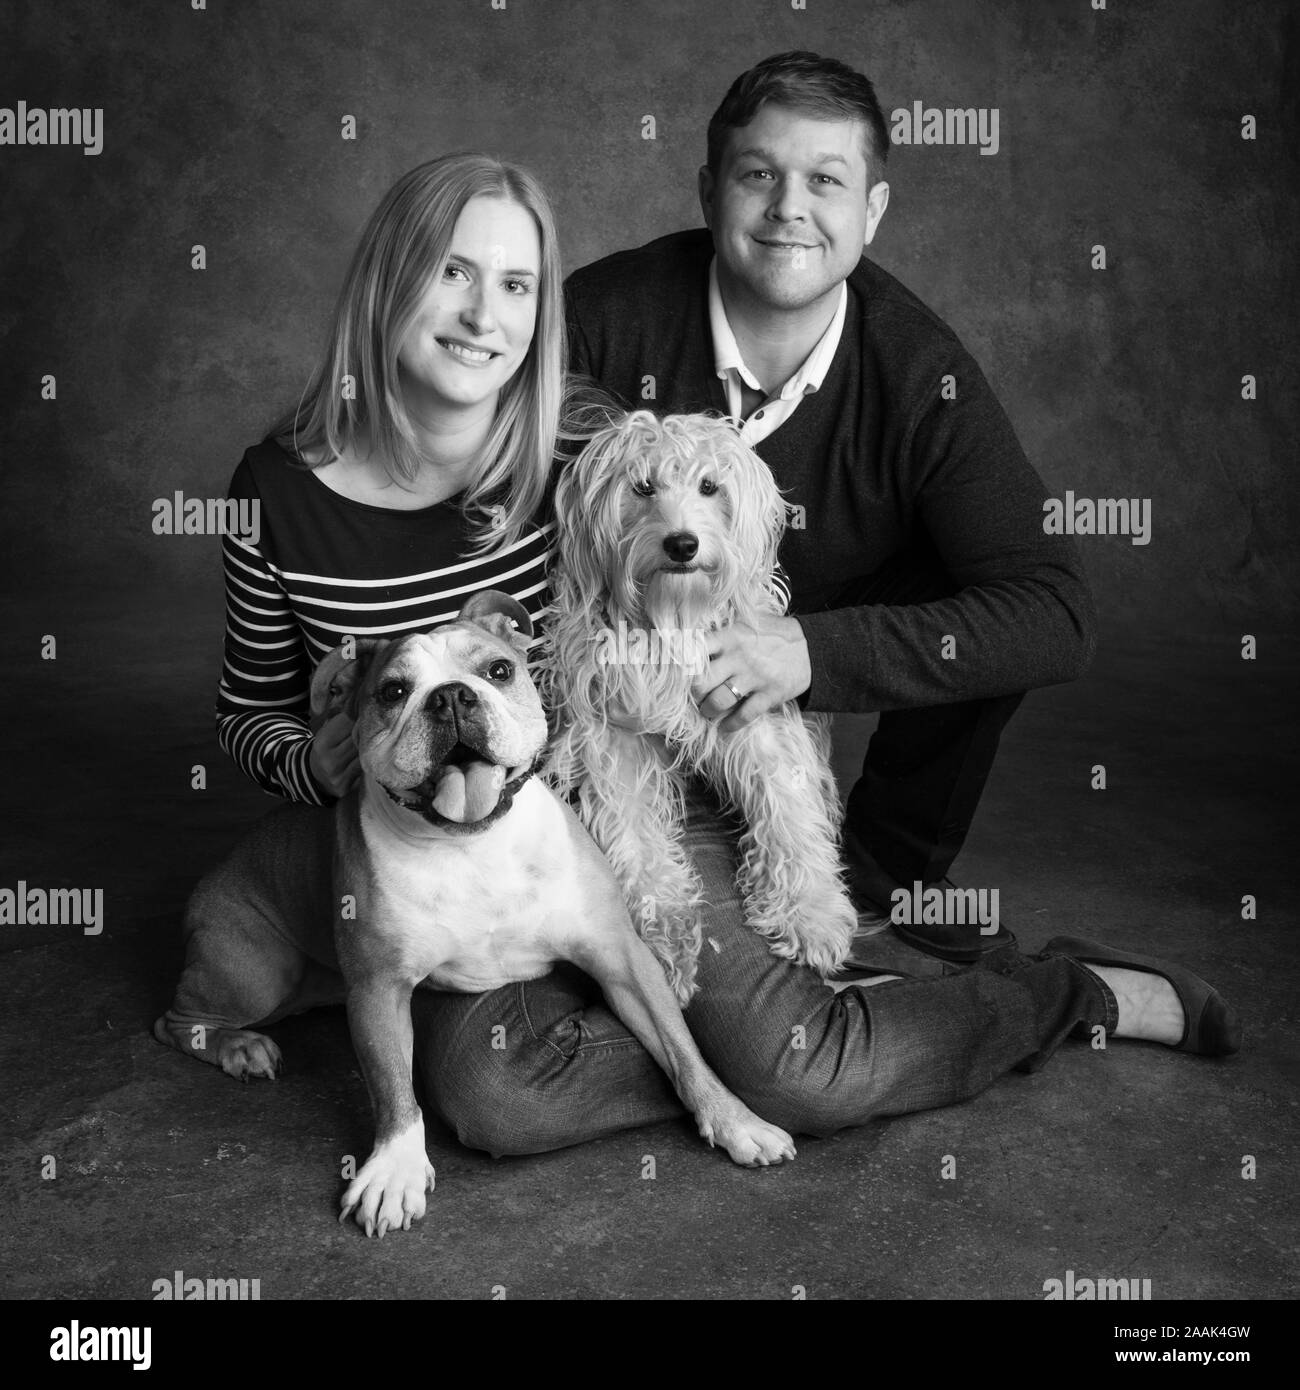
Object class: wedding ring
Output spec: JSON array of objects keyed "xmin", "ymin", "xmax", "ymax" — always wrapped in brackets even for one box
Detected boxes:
[{"xmin": 724, "ymin": 680, "xmax": 745, "ymax": 703}]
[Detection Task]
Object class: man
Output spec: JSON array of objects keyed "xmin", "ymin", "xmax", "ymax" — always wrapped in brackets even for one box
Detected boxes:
[{"xmin": 564, "ymin": 50, "xmax": 1097, "ymax": 962}]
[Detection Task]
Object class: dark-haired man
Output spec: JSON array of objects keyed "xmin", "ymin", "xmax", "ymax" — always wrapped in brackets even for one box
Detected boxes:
[{"xmin": 565, "ymin": 51, "xmax": 1097, "ymax": 962}]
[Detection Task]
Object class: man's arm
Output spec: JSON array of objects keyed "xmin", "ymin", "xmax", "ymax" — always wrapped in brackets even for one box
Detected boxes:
[
  {"xmin": 796, "ymin": 348, "xmax": 1097, "ymax": 714},
  {"xmin": 699, "ymin": 348, "xmax": 1097, "ymax": 725}
]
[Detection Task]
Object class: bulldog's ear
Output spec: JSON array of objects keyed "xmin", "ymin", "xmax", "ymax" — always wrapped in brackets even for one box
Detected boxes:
[
  {"xmin": 457, "ymin": 590, "xmax": 533, "ymax": 653},
  {"xmin": 309, "ymin": 637, "xmax": 388, "ymax": 727}
]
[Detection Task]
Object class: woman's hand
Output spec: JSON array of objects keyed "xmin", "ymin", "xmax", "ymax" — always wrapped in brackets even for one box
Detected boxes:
[{"xmin": 309, "ymin": 711, "xmax": 361, "ymax": 798}]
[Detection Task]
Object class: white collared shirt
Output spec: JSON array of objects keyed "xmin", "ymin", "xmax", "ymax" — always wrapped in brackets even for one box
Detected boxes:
[{"xmin": 708, "ymin": 258, "xmax": 847, "ymax": 446}]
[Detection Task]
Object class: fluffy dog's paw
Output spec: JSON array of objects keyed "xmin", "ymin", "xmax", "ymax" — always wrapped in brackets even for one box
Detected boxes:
[
  {"xmin": 706, "ymin": 1109, "xmax": 798, "ymax": 1168},
  {"xmin": 339, "ymin": 1144, "xmax": 436, "ymax": 1238},
  {"xmin": 216, "ymin": 1029, "xmax": 282, "ymax": 1082},
  {"xmin": 776, "ymin": 890, "xmax": 859, "ymax": 975}
]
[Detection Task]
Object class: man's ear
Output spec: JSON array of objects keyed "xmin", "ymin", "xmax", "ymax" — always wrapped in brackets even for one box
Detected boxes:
[
  {"xmin": 309, "ymin": 637, "xmax": 388, "ymax": 727},
  {"xmin": 697, "ymin": 164, "xmax": 716, "ymax": 231},
  {"xmin": 457, "ymin": 590, "xmax": 533, "ymax": 654},
  {"xmin": 863, "ymin": 180, "xmax": 890, "ymax": 247}
]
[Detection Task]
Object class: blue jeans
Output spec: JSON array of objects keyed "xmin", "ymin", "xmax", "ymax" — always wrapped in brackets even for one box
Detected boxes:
[{"xmin": 410, "ymin": 788, "xmax": 1118, "ymax": 1156}]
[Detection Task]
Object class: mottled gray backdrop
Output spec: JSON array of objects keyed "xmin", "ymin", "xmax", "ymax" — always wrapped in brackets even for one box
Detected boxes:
[{"xmin": 2, "ymin": 0, "xmax": 1296, "ymax": 637}]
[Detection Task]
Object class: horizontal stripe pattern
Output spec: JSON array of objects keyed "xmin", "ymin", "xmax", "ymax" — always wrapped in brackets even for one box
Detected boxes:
[{"xmin": 216, "ymin": 441, "xmax": 554, "ymax": 803}]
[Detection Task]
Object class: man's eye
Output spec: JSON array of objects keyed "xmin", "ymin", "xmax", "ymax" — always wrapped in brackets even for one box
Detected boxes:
[
  {"xmin": 631, "ymin": 478, "xmax": 655, "ymax": 497},
  {"xmin": 699, "ymin": 478, "xmax": 718, "ymax": 497},
  {"xmin": 377, "ymin": 680, "xmax": 408, "ymax": 704},
  {"xmin": 743, "ymin": 168, "xmax": 773, "ymax": 180},
  {"xmin": 486, "ymin": 659, "xmax": 514, "ymax": 682}
]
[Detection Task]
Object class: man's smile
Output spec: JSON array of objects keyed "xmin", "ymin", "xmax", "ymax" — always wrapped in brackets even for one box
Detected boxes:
[{"xmin": 752, "ymin": 236, "xmax": 819, "ymax": 250}]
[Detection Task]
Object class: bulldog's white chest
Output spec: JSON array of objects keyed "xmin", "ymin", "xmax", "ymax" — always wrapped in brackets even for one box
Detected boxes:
[{"xmin": 359, "ymin": 781, "xmax": 577, "ymax": 993}]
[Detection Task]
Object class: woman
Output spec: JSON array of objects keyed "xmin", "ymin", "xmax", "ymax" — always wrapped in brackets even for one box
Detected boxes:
[
  {"xmin": 211, "ymin": 154, "xmax": 1238, "ymax": 1175},
  {"xmin": 216, "ymin": 153, "xmax": 564, "ymax": 802}
]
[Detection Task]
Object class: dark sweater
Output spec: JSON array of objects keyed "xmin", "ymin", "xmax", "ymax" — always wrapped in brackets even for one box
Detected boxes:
[
  {"xmin": 216, "ymin": 440, "xmax": 554, "ymax": 803},
  {"xmin": 564, "ymin": 229, "xmax": 1097, "ymax": 714}
]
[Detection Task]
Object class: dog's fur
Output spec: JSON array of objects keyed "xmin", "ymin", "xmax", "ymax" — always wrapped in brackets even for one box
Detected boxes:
[{"xmin": 540, "ymin": 411, "xmax": 857, "ymax": 1003}]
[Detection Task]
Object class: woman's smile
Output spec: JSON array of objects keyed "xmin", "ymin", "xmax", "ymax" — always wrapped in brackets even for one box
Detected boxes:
[{"xmin": 436, "ymin": 337, "xmax": 499, "ymax": 365}]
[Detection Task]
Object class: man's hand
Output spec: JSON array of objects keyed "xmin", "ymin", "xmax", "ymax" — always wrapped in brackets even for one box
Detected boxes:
[
  {"xmin": 692, "ymin": 614, "xmax": 811, "ymax": 732},
  {"xmin": 308, "ymin": 711, "xmax": 360, "ymax": 797}
]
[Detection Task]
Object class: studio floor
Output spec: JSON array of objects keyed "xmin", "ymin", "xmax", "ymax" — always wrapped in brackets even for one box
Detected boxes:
[{"xmin": 1, "ymin": 581, "xmax": 1295, "ymax": 1301}]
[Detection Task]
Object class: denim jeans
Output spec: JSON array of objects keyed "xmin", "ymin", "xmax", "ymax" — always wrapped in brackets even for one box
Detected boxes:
[{"xmin": 410, "ymin": 787, "xmax": 1118, "ymax": 1157}]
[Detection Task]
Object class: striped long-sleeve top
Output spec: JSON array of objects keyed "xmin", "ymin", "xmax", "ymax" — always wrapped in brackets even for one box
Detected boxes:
[{"xmin": 216, "ymin": 439, "xmax": 555, "ymax": 804}]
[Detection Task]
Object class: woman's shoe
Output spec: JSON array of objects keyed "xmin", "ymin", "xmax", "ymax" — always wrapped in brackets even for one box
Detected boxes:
[{"xmin": 1044, "ymin": 936, "xmax": 1241, "ymax": 1057}]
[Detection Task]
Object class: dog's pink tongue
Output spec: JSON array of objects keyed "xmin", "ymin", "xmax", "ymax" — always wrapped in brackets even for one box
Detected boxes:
[{"xmin": 431, "ymin": 762, "xmax": 506, "ymax": 823}]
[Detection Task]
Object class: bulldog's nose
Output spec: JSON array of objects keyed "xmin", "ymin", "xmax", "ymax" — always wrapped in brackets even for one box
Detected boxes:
[
  {"xmin": 428, "ymin": 682, "xmax": 478, "ymax": 723},
  {"xmin": 663, "ymin": 531, "xmax": 698, "ymax": 563}
]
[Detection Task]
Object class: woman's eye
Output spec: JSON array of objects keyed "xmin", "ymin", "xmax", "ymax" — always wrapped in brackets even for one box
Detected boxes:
[
  {"xmin": 504, "ymin": 278, "xmax": 532, "ymax": 295},
  {"xmin": 443, "ymin": 263, "xmax": 468, "ymax": 281},
  {"xmin": 486, "ymin": 660, "xmax": 514, "ymax": 682},
  {"xmin": 699, "ymin": 478, "xmax": 718, "ymax": 496},
  {"xmin": 378, "ymin": 680, "xmax": 407, "ymax": 704},
  {"xmin": 631, "ymin": 478, "xmax": 655, "ymax": 497}
]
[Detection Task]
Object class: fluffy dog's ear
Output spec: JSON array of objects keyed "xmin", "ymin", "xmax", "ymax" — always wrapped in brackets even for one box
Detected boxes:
[
  {"xmin": 552, "ymin": 414, "xmax": 631, "ymax": 608},
  {"xmin": 458, "ymin": 589, "xmax": 533, "ymax": 653},
  {"xmin": 716, "ymin": 429, "xmax": 787, "ymax": 588},
  {"xmin": 309, "ymin": 638, "xmax": 387, "ymax": 727}
]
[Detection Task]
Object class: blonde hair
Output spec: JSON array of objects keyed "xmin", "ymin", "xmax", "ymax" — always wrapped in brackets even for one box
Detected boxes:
[{"xmin": 270, "ymin": 153, "xmax": 565, "ymax": 552}]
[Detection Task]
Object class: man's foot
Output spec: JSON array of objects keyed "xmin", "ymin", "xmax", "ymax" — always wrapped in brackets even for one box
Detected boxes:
[
  {"xmin": 860, "ymin": 873, "xmax": 1017, "ymax": 963},
  {"xmin": 844, "ymin": 837, "xmax": 1018, "ymax": 962},
  {"xmin": 892, "ymin": 913, "xmax": 1017, "ymax": 963},
  {"xmin": 836, "ymin": 907, "xmax": 948, "ymax": 977}
]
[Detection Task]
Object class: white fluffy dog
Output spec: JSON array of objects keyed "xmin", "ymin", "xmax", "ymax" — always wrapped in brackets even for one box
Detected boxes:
[{"xmin": 540, "ymin": 410, "xmax": 857, "ymax": 1004}]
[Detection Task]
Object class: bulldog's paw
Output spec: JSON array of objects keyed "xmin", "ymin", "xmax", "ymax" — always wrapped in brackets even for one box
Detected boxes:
[
  {"xmin": 706, "ymin": 1109, "xmax": 798, "ymax": 1168},
  {"xmin": 217, "ymin": 1029, "xmax": 282, "ymax": 1082},
  {"xmin": 339, "ymin": 1135, "xmax": 436, "ymax": 1238}
]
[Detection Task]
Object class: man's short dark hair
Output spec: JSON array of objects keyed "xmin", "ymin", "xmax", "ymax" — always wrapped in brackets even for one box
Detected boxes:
[{"xmin": 706, "ymin": 50, "xmax": 889, "ymax": 188}]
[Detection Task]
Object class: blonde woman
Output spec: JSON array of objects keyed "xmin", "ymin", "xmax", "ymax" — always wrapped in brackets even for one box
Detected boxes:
[{"xmin": 217, "ymin": 152, "xmax": 565, "ymax": 803}]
